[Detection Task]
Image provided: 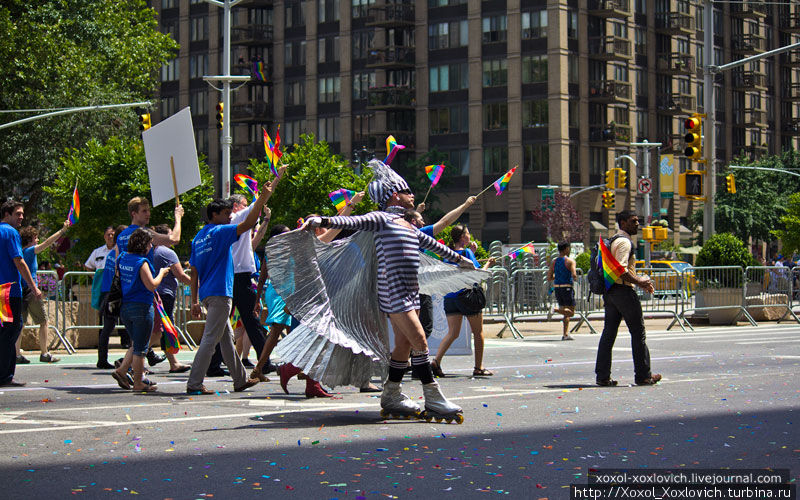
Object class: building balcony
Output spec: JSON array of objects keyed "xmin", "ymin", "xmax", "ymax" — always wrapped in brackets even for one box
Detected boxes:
[
  {"xmin": 656, "ymin": 93, "xmax": 697, "ymax": 115},
  {"xmin": 654, "ymin": 12, "xmax": 695, "ymax": 35},
  {"xmin": 368, "ymin": 131, "xmax": 415, "ymax": 152},
  {"xmin": 732, "ymin": 71, "xmax": 768, "ymax": 91},
  {"xmin": 589, "ymin": 123, "xmax": 632, "ymax": 147},
  {"xmin": 230, "ymin": 101, "xmax": 272, "ymax": 123},
  {"xmin": 366, "ymin": 3, "xmax": 414, "ymax": 27},
  {"xmin": 366, "ymin": 86, "xmax": 415, "ymax": 110},
  {"xmin": 588, "ymin": 36, "xmax": 632, "ymax": 61},
  {"xmin": 782, "ymin": 52, "xmax": 800, "ymax": 67},
  {"xmin": 730, "ymin": 1, "xmax": 768, "ymax": 19},
  {"xmin": 588, "ymin": 80, "xmax": 632, "ymax": 104},
  {"xmin": 784, "ymin": 83, "xmax": 800, "ymax": 101},
  {"xmin": 231, "ymin": 141, "xmax": 263, "ymax": 163},
  {"xmin": 733, "ymin": 108, "xmax": 768, "ymax": 128},
  {"xmin": 780, "ymin": 13, "xmax": 800, "ymax": 33},
  {"xmin": 783, "ymin": 119, "xmax": 800, "ymax": 135},
  {"xmin": 366, "ymin": 46, "xmax": 415, "ymax": 69},
  {"xmin": 738, "ymin": 144, "xmax": 768, "ymax": 160},
  {"xmin": 656, "ymin": 53, "xmax": 695, "ymax": 75},
  {"xmin": 231, "ymin": 24, "xmax": 273, "ymax": 45},
  {"xmin": 587, "ymin": 0, "xmax": 630, "ymax": 18},
  {"xmin": 732, "ymin": 33, "xmax": 765, "ymax": 55},
  {"xmin": 233, "ymin": 0, "xmax": 274, "ymax": 7}
]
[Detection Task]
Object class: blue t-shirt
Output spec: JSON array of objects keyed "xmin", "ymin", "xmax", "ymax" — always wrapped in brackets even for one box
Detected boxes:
[
  {"xmin": 419, "ymin": 225, "xmax": 434, "ymax": 238},
  {"xmin": 22, "ymin": 246, "xmax": 37, "ymax": 289},
  {"xmin": 0, "ymin": 223, "xmax": 23, "ymax": 297},
  {"xmin": 153, "ymin": 245, "xmax": 179, "ymax": 297},
  {"xmin": 445, "ymin": 248, "xmax": 481, "ymax": 299},
  {"xmin": 116, "ymin": 224, "xmax": 140, "ymax": 253},
  {"xmin": 190, "ymin": 224, "xmax": 240, "ymax": 301},
  {"xmin": 118, "ymin": 252, "xmax": 155, "ymax": 304},
  {"xmin": 100, "ymin": 249, "xmax": 118, "ymax": 293}
]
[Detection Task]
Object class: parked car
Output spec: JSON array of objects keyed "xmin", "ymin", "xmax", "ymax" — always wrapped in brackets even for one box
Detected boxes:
[{"xmin": 635, "ymin": 260, "xmax": 694, "ymax": 297}]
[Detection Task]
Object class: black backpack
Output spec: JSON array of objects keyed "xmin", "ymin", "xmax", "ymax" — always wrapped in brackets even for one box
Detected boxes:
[{"xmin": 587, "ymin": 235, "xmax": 624, "ymax": 295}]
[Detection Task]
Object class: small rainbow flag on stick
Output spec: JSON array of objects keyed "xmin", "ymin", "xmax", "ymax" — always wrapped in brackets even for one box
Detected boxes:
[
  {"xmin": 155, "ymin": 293, "xmax": 180, "ymax": 354},
  {"xmin": 234, "ymin": 174, "xmax": 259, "ymax": 199},
  {"xmin": 384, "ymin": 135, "xmax": 405, "ymax": 165},
  {"xmin": 508, "ymin": 242, "xmax": 535, "ymax": 259},
  {"xmin": 425, "ymin": 164, "xmax": 445, "ymax": 186},
  {"xmin": 263, "ymin": 127, "xmax": 283, "ymax": 177},
  {"xmin": 328, "ymin": 188, "xmax": 356, "ymax": 212},
  {"xmin": 67, "ymin": 182, "xmax": 80, "ymax": 224},
  {"xmin": 492, "ymin": 166, "xmax": 517, "ymax": 196},
  {"xmin": 0, "ymin": 282, "xmax": 12, "ymax": 324},
  {"xmin": 598, "ymin": 237, "xmax": 626, "ymax": 290}
]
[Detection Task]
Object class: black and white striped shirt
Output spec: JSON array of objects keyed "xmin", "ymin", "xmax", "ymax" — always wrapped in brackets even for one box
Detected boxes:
[{"xmin": 323, "ymin": 206, "xmax": 462, "ymax": 313}]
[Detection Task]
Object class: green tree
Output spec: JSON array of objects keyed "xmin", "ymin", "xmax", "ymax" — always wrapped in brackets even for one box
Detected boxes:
[
  {"xmin": 397, "ymin": 149, "xmax": 449, "ymax": 220},
  {"xmin": 0, "ymin": 0, "xmax": 178, "ymax": 211},
  {"xmin": 43, "ymin": 136, "xmax": 215, "ymax": 264},
  {"xmin": 773, "ymin": 192, "xmax": 800, "ymax": 255},
  {"xmin": 245, "ymin": 134, "xmax": 375, "ymax": 229}
]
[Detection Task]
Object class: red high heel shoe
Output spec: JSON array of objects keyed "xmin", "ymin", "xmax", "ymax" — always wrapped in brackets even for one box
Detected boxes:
[
  {"xmin": 279, "ymin": 363, "xmax": 302, "ymax": 394},
  {"xmin": 305, "ymin": 378, "xmax": 332, "ymax": 398}
]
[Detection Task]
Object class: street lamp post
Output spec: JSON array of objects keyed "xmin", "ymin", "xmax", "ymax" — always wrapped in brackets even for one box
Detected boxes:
[{"xmin": 629, "ymin": 141, "xmax": 661, "ymax": 268}]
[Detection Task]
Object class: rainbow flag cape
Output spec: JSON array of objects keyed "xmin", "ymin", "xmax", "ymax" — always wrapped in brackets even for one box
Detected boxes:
[
  {"xmin": 0, "ymin": 282, "xmax": 13, "ymax": 324},
  {"xmin": 234, "ymin": 173, "xmax": 259, "ymax": 199},
  {"xmin": 384, "ymin": 135, "xmax": 405, "ymax": 165},
  {"xmin": 598, "ymin": 237, "xmax": 626, "ymax": 290},
  {"xmin": 263, "ymin": 127, "xmax": 283, "ymax": 177},
  {"xmin": 328, "ymin": 188, "xmax": 356, "ymax": 212},
  {"xmin": 422, "ymin": 239, "xmax": 447, "ymax": 261},
  {"xmin": 252, "ymin": 60, "xmax": 267, "ymax": 82},
  {"xmin": 67, "ymin": 184, "xmax": 80, "ymax": 224},
  {"xmin": 492, "ymin": 166, "xmax": 517, "ymax": 195},
  {"xmin": 425, "ymin": 164, "xmax": 445, "ymax": 186},
  {"xmin": 508, "ymin": 242, "xmax": 535, "ymax": 259},
  {"xmin": 155, "ymin": 293, "xmax": 180, "ymax": 354}
]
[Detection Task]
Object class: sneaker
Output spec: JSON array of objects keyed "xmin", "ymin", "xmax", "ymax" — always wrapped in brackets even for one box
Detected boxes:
[
  {"xmin": 146, "ymin": 350, "xmax": 166, "ymax": 367},
  {"xmin": 40, "ymin": 353, "xmax": 60, "ymax": 363},
  {"xmin": 635, "ymin": 374, "xmax": 662, "ymax": 386},
  {"xmin": 561, "ymin": 335, "xmax": 574, "ymax": 341},
  {"xmin": 96, "ymin": 360, "xmax": 114, "ymax": 369},
  {"xmin": 16, "ymin": 355, "xmax": 30, "ymax": 365},
  {"xmin": 596, "ymin": 378, "xmax": 618, "ymax": 387}
]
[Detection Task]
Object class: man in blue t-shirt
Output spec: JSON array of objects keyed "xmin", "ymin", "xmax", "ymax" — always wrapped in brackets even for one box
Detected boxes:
[
  {"xmin": 186, "ymin": 165, "xmax": 283, "ymax": 395},
  {"xmin": 116, "ymin": 196, "xmax": 183, "ymax": 253},
  {"xmin": 0, "ymin": 201, "xmax": 42, "ymax": 387}
]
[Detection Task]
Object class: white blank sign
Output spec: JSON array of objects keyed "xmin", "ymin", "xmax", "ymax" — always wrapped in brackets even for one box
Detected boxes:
[
  {"xmin": 142, "ymin": 107, "xmax": 202, "ymax": 207},
  {"xmin": 388, "ymin": 295, "xmax": 473, "ymax": 356}
]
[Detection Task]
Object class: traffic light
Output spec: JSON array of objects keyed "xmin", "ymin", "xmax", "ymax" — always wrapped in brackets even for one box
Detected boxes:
[
  {"xmin": 683, "ymin": 113, "xmax": 703, "ymax": 161},
  {"xmin": 726, "ymin": 173, "xmax": 736, "ymax": 194},
  {"xmin": 215, "ymin": 102, "xmax": 224, "ymax": 129},
  {"xmin": 602, "ymin": 190, "xmax": 615, "ymax": 209},
  {"xmin": 605, "ymin": 169, "xmax": 616, "ymax": 189},
  {"xmin": 617, "ymin": 168, "xmax": 627, "ymax": 188},
  {"xmin": 139, "ymin": 113, "xmax": 151, "ymax": 131},
  {"xmin": 679, "ymin": 170, "xmax": 704, "ymax": 198}
]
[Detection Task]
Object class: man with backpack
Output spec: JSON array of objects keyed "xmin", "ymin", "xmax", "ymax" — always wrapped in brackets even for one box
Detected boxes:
[{"xmin": 593, "ymin": 210, "xmax": 661, "ymax": 387}]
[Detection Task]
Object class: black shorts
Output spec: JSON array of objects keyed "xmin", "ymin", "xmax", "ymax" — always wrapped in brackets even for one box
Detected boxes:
[
  {"xmin": 554, "ymin": 287, "xmax": 575, "ymax": 307},
  {"xmin": 443, "ymin": 295, "xmax": 480, "ymax": 316}
]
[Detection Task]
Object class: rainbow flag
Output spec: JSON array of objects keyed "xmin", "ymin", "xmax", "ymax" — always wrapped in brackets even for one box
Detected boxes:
[
  {"xmin": 296, "ymin": 217, "xmax": 305, "ymax": 229},
  {"xmin": 384, "ymin": 135, "xmax": 405, "ymax": 165},
  {"xmin": 425, "ymin": 164, "xmax": 445, "ymax": 186},
  {"xmin": 263, "ymin": 127, "xmax": 283, "ymax": 177},
  {"xmin": 598, "ymin": 237, "xmax": 626, "ymax": 290},
  {"xmin": 234, "ymin": 173, "xmax": 259, "ymax": 199},
  {"xmin": 252, "ymin": 60, "xmax": 267, "ymax": 82},
  {"xmin": 492, "ymin": 166, "xmax": 517, "ymax": 195},
  {"xmin": 230, "ymin": 307, "xmax": 243, "ymax": 330},
  {"xmin": 0, "ymin": 282, "xmax": 12, "ymax": 324},
  {"xmin": 422, "ymin": 239, "xmax": 447, "ymax": 261},
  {"xmin": 328, "ymin": 188, "xmax": 356, "ymax": 212},
  {"xmin": 67, "ymin": 185, "xmax": 80, "ymax": 224},
  {"xmin": 508, "ymin": 242, "xmax": 535, "ymax": 259},
  {"xmin": 155, "ymin": 293, "xmax": 180, "ymax": 354}
]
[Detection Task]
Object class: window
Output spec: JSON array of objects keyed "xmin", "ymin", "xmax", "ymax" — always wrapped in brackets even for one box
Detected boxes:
[
  {"xmin": 569, "ymin": 144, "xmax": 579, "ymax": 174},
  {"xmin": 194, "ymin": 128, "xmax": 208, "ymax": 155},
  {"xmin": 249, "ymin": 7, "xmax": 272, "ymax": 25},
  {"xmin": 428, "ymin": 20, "xmax": 468, "ymax": 50},
  {"xmin": 387, "ymin": 110, "xmax": 414, "ymax": 132},
  {"xmin": 352, "ymin": 30, "xmax": 374, "ymax": 60},
  {"xmin": 482, "ymin": 59, "xmax": 508, "ymax": 87},
  {"xmin": 318, "ymin": 76, "xmax": 341, "ymax": 103},
  {"xmin": 635, "ymin": 68, "xmax": 647, "ymax": 96},
  {"xmin": 523, "ymin": 144, "xmax": 549, "ymax": 172},
  {"xmin": 636, "ymin": 110, "xmax": 648, "ymax": 140},
  {"xmin": 190, "ymin": 90, "xmax": 208, "ymax": 116},
  {"xmin": 190, "ymin": 16, "xmax": 208, "ymax": 41},
  {"xmin": 286, "ymin": 1, "xmax": 305, "ymax": 28},
  {"xmin": 429, "ymin": 105, "xmax": 468, "ymax": 134},
  {"xmin": 285, "ymin": 80, "xmax": 305, "ymax": 106},
  {"xmin": 428, "ymin": 0, "xmax": 467, "ymax": 6},
  {"xmin": 522, "ymin": 99, "xmax": 548, "ymax": 128},
  {"xmin": 318, "ymin": 0, "xmax": 339, "ymax": 22},
  {"xmin": 189, "ymin": 54, "xmax": 208, "ymax": 79},
  {"xmin": 161, "ymin": 58, "xmax": 179, "ymax": 82},
  {"xmin": 521, "ymin": 55, "xmax": 547, "ymax": 84},
  {"xmin": 162, "ymin": 0, "xmax": 176, "ymax": 8},
  {"xmin": 283, "ymin": 119, "xmax": 306, "ymax": 146},
  {"xmin": 352, "ymin": 0, "xmax": 375, "ymax": 19},
  {"xmin": 318, "ymin": 116, "xmax": 340, "ymax": 143},
  {"xmin": 161, "ymin": 95, "xmax": 178, "ymax": 117},
  {"xmin": 387, "ymin": 69, "xmax": 414, "ymax": 87},
  {"xmin": 589, "ymin": 147, "xmax": 606, "ymax": 175},
  {"xmin": 483, "ymin": 146, "xmax": 508, "ymax": 174},
  {"xmin": 446, "ymin": 149, "xmax": 470, "ymax": 175},
  {"xmin": 521, "ymin": 10, "xmax": 547, "ymax": 39},
  {"xmin": 482, "ymin": 15, "xmax": 507, "ymax": 43},
  {"xmin": 635, "ymin": 28, "xmax": 646, "ymax": 55},
  {"xmin": 163, "ymin": 20, "xmax": 178, "ymax": 41},
  {"xmin": 285, "ymin": 40, "xmax": 306, "ymax": 66},
  {"xmin": 318, "ymin": 36, "xmax": 340, "ymax": 63},
  {"xmin": 568, "ymin": 54, "xmax": 578, "ymax": 84},
  {"xmin": 567, "ymin": 10, "xmax": 577, "ymax": 39},
  {"xmin": 353, "ymin": 71, "xmax": 375, "ymax": 99},
  {"xmin": 569, "ymin": 100, "xmax": 578, "ymax": 128},
  {"xmin": 430, "ymin": 63, "xmax": 468, "ymax": 92}
]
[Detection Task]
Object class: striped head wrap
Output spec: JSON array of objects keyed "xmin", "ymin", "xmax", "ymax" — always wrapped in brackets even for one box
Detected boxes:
[{"xmin": 367, "ymin": 159, "xmax": 411, "ymax": 210}]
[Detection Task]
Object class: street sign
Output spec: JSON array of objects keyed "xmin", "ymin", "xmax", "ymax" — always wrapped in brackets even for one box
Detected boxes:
[{"xmin": 637, "ymin": 178, "xmax": 652, "ymax": 194}]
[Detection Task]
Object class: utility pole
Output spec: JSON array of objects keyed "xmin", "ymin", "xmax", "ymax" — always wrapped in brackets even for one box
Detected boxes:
[
  {"xmin": 630, "ymin": 141, "xmax": 661, "ymax": 267},
  {"xmin": 203, "ymin": 0, "xmax": 250, "ymax": 198}
]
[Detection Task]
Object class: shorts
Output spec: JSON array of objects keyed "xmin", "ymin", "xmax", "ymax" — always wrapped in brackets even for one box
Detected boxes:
[
  {"xmin": 22, "ymin": 288, "xmax": 46, "ymax": 325},
  {"xmin": 443, "ymin": 295, "xmax": 481, "ymax": 317},
  {"xmin": 554, "ymin": 287, "xmax": 575, "ymax": 307},
  {"xmin": 120, "ymin": 301, "xmax": 154, "ymax": 357}
]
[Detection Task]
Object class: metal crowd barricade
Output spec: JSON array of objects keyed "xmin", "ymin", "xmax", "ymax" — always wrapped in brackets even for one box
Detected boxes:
[
  {"xmin": 510, "ymin": 268, "xmax": 552, "ymax": 323},
  {"xmin": 636, "ymin": 267, "xmax": 693, "ymax": 332},
  {"xmin": 743, "ymin": 266, "xmax": 799, "ymax": 324},
  {"xmin": 174, "ymin": 284, "xmax": 198, "ymax": 349},
  {"xmin": 482, "ymin": 268, "xmax": 520, "ymax": 338},
  {"xmin": 793, "ymin": 267, "xmax": 800, "ymax": 311},
  {"xmin": 678, "ymin": 266, "xmax": 757, "ymax": 326},
  {"xmin": 24, "ymin": 270, "xmax": 75, "ymax": 354},
  {"xmin": 59, "ymin": 271, "xmax": 113, "ymax": 350},
  {"xmin": 567, "ymin": 271, "xmax": 600, "ymax": 335}
]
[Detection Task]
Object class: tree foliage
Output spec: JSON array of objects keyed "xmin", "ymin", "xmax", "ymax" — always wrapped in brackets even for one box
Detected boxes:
[
  {"xmin": 773, "ymin": 192, "xmax": 800, "ymax": 255},
  {"xmin": 42, "ymin": 137, "xmax": 215, "ymax": 264},
  {"xmin": 396, "ymin": 149, "xmax": 449, "ymax": 221},
  {"xmin": 529, "ymin": 192, "xmax": 587, "ymax": 243},
  {"xmin": 0, "ymin": 0, "xmax": 178, "ymax": 211},
  {"xmin": 695, "ymin": 233, "xmax": 755, "ymax": 268}
]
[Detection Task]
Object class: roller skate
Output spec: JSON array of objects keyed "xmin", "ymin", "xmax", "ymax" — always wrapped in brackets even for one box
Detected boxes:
[
  {"xmin": 420, "ymin": 381, "xmax": 464, "ymax": 424},
  {"xmin": 379, "ymin": 381, "xmax": 422, "ymax": 420}
]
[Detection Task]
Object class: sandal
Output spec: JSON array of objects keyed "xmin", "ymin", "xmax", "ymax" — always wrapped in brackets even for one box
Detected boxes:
[
  {"xmin": 111, "ymin": 371, "xmax": 132, "ymax": 390},
  {"xmin": 133, "ymin": 384, "xmax": 157, "ymax": 393},
  {"xmin": 472, "ymin": 368, "xmax": 494, "ymax": 377}
]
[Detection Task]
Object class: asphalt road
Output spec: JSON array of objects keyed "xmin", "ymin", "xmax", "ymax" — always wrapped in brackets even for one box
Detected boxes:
[{"xmin": 1, "ymin": 324, "xmax": 798, "ymax": 499}]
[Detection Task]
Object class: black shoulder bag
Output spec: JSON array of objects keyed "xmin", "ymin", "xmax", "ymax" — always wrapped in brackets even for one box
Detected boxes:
[{"xmin": 103, "ymin": 262, "xmax": 122, "ymax": 318}]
